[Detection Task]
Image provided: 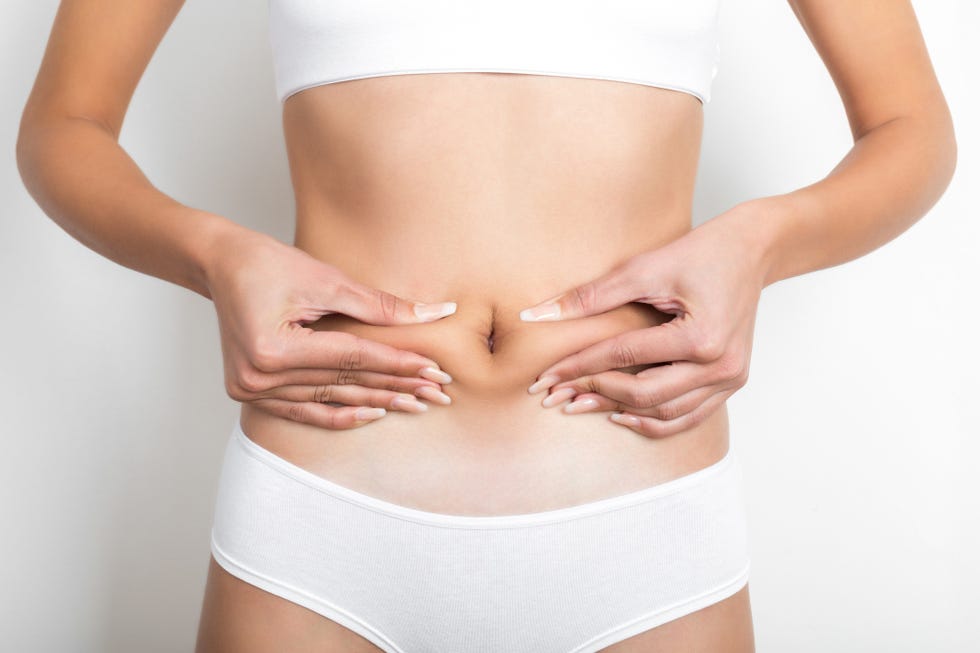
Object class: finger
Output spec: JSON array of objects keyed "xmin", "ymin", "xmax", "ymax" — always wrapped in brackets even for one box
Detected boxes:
[
  {"xmin": 543, "ymin": 361, "xmax": 707, "ymax": 409},
  {"xmin": 609, "ymin": 390, "xmax": 732, "ymax": 439},
  {"xmin": 238, "ymin": 366, "xmax": 443, "ymax": 397},
  {"xmin": 255, "ymin": 328, "xmax": 449, "ymax": 380},
  {"xmin": 257, "ymin": 384, "xmax": 432, "ymax": 413},
  {"xmin": 560, "ymin": 383, "xmax": 717, "ymax": 422},
  {"xmin": 249, "ymin": 398, "xmax": 389, "ymax": 430},
  {"xmin": 528, "ymin": 322, "xmax": 691, "ymax": 391},
  {"xmin": 330, "ymin": 277, "xmax": 457, "ymax": 325},
  {"xmin": 518, "ymin": 257, "xmax": 642, "ymax": 322}
]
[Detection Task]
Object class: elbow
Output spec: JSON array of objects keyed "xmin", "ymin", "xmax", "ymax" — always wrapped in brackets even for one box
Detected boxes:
[
  {"xmin": 903, "ymin": 101, "xmax": 958, "ymax": 203},
  {"xmin": 16, "ymin": 111, "xmax": 70, "ymax": 223},
  {"xmin": 922, "ymin": 91, "xmax": 958, "ymax": 190},
  {"xmin": 14, "ymin": 103, "xmax": 56, "ymax": 197},
  {"xmin": 16, "ymin": 111, "xmax": 77, "ymax": 203},
  {"xmin": 917, "ymin": 110, "xmax": 958, "ymax": 219},
  {"xmin": 943, "ymin": 118, "xmax": 958, "ymax": 189},
  {"xmin": 930, "ymin": 109, "xmax": 958, "ymax": 199},
  {"xmin": 15, "ymin": 114, "xmax": 44, "ymax": 203}
]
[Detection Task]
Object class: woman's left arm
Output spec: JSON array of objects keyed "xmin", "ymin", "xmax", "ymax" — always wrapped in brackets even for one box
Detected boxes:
[
  {"xmin": 743, "ymin": 0, "xmax": 957, "ymax": 285},
  {"xmin": 519, "ymin": 0, "xmax": 958, "ymax": 437}
]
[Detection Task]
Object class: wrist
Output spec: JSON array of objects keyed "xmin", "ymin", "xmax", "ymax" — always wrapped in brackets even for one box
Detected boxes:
[
  {"xmin": 725, "ymin": 195, "xmax": 800, "ymax": 288},
  {"xmin": 187, "ymin": 212, "xmax": 261, "ymax": 301}
]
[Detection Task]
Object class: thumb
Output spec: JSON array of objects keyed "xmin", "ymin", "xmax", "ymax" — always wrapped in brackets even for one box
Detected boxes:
[
  {"xmin": 519, "ymin": 259, "xmax": 641, "ymax": 322},
  {"xmin": 331, "ymin": 279, "xmax": 457, "ymax": 325}
]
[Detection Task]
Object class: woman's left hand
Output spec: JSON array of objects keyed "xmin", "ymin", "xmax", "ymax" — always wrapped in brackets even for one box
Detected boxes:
[{"xmin": 519, "ymin": 203, "xmax": 772, "ymax": 438}]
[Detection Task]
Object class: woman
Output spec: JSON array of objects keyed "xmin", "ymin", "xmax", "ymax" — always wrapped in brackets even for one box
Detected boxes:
[{"xmin": 16, "ymin": 0, "xmax": 956, "ymax": 651}]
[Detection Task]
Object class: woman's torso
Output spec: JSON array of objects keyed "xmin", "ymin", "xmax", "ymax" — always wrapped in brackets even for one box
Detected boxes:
[{"xmin": 240, "ymin": 72, "xmax": 730, "ymax": 515}]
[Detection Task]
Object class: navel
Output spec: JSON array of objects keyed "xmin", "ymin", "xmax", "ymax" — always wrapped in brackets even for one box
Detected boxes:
[{"xmin": 483, "ymin": 304, "xmax": 499, "ymax": 354}]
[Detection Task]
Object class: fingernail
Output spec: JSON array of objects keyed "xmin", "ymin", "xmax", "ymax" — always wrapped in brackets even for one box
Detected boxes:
[
  {"xmin": 355, "ymin": 407, "xmax": 387, "ymax": 421},
  {"xmin": 414, "ymin": 385, "xmax": 452, "ymax": 405},
  {"xmin": 610, "ymin": 412, "xmax": 640, "ymax": 427},
  {"xmin": 527, "ymin": 374, "xmax": 560, "ymax": 394},
  {"xmin": 519, "ymin": 302, "xmax": 561, "ymax": 322},
  {"xmin": 542, "ymin": 387, "xmax": 577, "ymax": 408},
  {"xmin": 420, "ymin": 366, "xmax": 453, "ymax": 383},
  {"xmin": 564, "ymin": 398, "xmax": 599, "ymax": 414},
  {"xmin": 392, "ymin": 395, "xmax": 428, "ymax": 413},
  {"xmin": 414, "ymin": 302, "xmax": 457, "ymax": 321}
]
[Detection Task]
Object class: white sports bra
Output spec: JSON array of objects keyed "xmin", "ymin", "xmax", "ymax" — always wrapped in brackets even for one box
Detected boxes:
[{"xmin": 268, "ymin": 0, "xmax": 723, "ymax": 105}]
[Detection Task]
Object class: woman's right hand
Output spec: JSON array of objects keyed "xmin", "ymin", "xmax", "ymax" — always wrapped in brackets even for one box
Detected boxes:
[{"xmin": 203, "ymin": 223, "xmax": 457, "ymax": 430}]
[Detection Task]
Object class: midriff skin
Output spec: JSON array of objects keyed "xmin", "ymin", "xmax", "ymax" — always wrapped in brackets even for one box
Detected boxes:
[{"xmin": 240, "ymin": 72, "xmax": 730, "ymax": 516}]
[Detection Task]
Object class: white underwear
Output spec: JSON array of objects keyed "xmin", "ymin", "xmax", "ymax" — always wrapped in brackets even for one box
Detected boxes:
[{"xmin": 210, "ymin": 421, "xmax": 752, "ymax": 652}]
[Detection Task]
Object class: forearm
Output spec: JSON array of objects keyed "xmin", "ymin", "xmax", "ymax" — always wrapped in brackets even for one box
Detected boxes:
[
  {"xmin": 16, "ymin": 115, "xmax": 244, "ymax": 299},
  {"xmin": 740, "ymin": 111, "xmax": 957, "ymax": 288}
]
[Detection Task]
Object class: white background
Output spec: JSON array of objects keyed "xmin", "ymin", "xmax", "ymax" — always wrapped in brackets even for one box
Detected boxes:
[{"xmin": 1, "ymin": 1, "xmax": 976, "ymax": 651}]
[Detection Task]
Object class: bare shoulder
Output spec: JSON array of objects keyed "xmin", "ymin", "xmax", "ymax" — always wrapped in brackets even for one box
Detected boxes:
[
  {"xmin": 785, "ymin": 0, "xmax": 951, "ymax": 137},
  {"xmin": 20, "ymin": 0, "xmax": 187, "ymax": 136}
]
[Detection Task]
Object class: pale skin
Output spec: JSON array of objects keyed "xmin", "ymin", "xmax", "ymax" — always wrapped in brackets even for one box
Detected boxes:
[{"xmin": 17, "ymin": 1, "xmax": 955, "ymax": 651}]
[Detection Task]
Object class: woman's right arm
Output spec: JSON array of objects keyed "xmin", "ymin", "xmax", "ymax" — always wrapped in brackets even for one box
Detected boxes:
[
  {"xmin": 16, "ymin": 0, "xmax": 224, "ymax": 297},
  {"xmin": 16, "ymin": 0, "xmax": 458, "ymax": 429}
]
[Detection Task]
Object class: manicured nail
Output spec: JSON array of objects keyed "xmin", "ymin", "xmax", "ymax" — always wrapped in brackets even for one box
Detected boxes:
[
  {"xmin": 414, "ymin": 385, "xmax": 452, "ymax": 405},
  {"xmin": 420, "ymin": 366, "xmax": 453, "ymax": 383},
  {"xmin": 355, "ymin": 407, "xmax": 387, "ymax": 421},
  {"xmin": 527, "ymin": 374, "xmax": 560, "ymax": 394},
  {"xmin": 414, "ymin": 302, "xmax": 457, "ymax": 321},
  {"xmin": 610, "ymin": 412, "xmax": 640, "ymax": 427},
  {"xmin": 519, "ymin": 302, "xmax": 561, "ymax": 322},
  {"xmin": 563, "ymin": 398, "xmax": 599, "ymax": 414},
  {"xmin": 542, "ymin": 387, "xmax": 577, "ymax": 408},
  {"xmin": 392, "ymin": 394, "xmax": 428, "ymax": 413}
]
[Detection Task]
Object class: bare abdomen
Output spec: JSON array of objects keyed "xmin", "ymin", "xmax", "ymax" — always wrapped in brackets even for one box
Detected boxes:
[{"xmin": 239, "ymin": 73, "xmax": 731, "ymax": 515}]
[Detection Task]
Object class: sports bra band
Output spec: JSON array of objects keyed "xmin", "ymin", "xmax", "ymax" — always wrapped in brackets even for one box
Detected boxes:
[{"xmin": 267, "ymin": 0, "xmax": 723, "ymax": 105}]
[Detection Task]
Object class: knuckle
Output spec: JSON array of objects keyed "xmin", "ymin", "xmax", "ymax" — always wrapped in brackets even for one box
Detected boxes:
[
  {"xmin": 329, "ymin": 278, "xmax": 352, "ymax": 302},
  {"xmin": 645, "ymin": 417, "xmax": 685, "ymax": 438},
  {"xmin": 653, "ymin": 401, "xmax": 685, "ymax": 421},
  {"xmin": 224, "ymin": 378, "xmax": 247, "ymax": 401},
  {"xmin": 736, "ymin": 366, "xmax": 750, "ymax": 387},
  {"xmin": 286, "ymin": 402, "xmax": 309, "ymax": 424},
  {"xmin": 335, "ymin": 366, "xmax": 358, "ymax": 385},
  {"xmin": 236, "ymin": 368, "xmax": 266, "ymax": 394},
  {"xmin": 376, "ymin": 289, "xmax": 399, "ymax": 322},
  {"xmin": 637, "ymin": 420, "xmax": 668, "ymax": 439},
  {"xmin": 611, "ymin": 337, "xmax": 640, "ymax": 369},
  {"xmin": 250, "ymin": 335, "xmax": 283, "ymax": 372},
  {"xmin": 714, "ymin": 354, "xmax": 744, "ymax": 382},
  {"xmin": 584, "ymin": 376, "xmax": 602, "ymax": 394},
  {"xmin": 312, "ymin": 384, "xmax": 334, "ymax": 404},
  {"xmin": 729, "ymin": 349, "xmax": 751, "ymax": 387},
  {"xmin": 690, "ymin": 333, "xmax": 724, "ymax": 362},
  {"xmin": 624, "ymin": 384, "xmax": 656, "ymax": 408},
  {"xmin": 571, "ymin": 281, "xmax": 598, "ymax": 314},
  {"xmin": 338, "ymin": 339, "xmax": 365, "ymax": 372}
]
